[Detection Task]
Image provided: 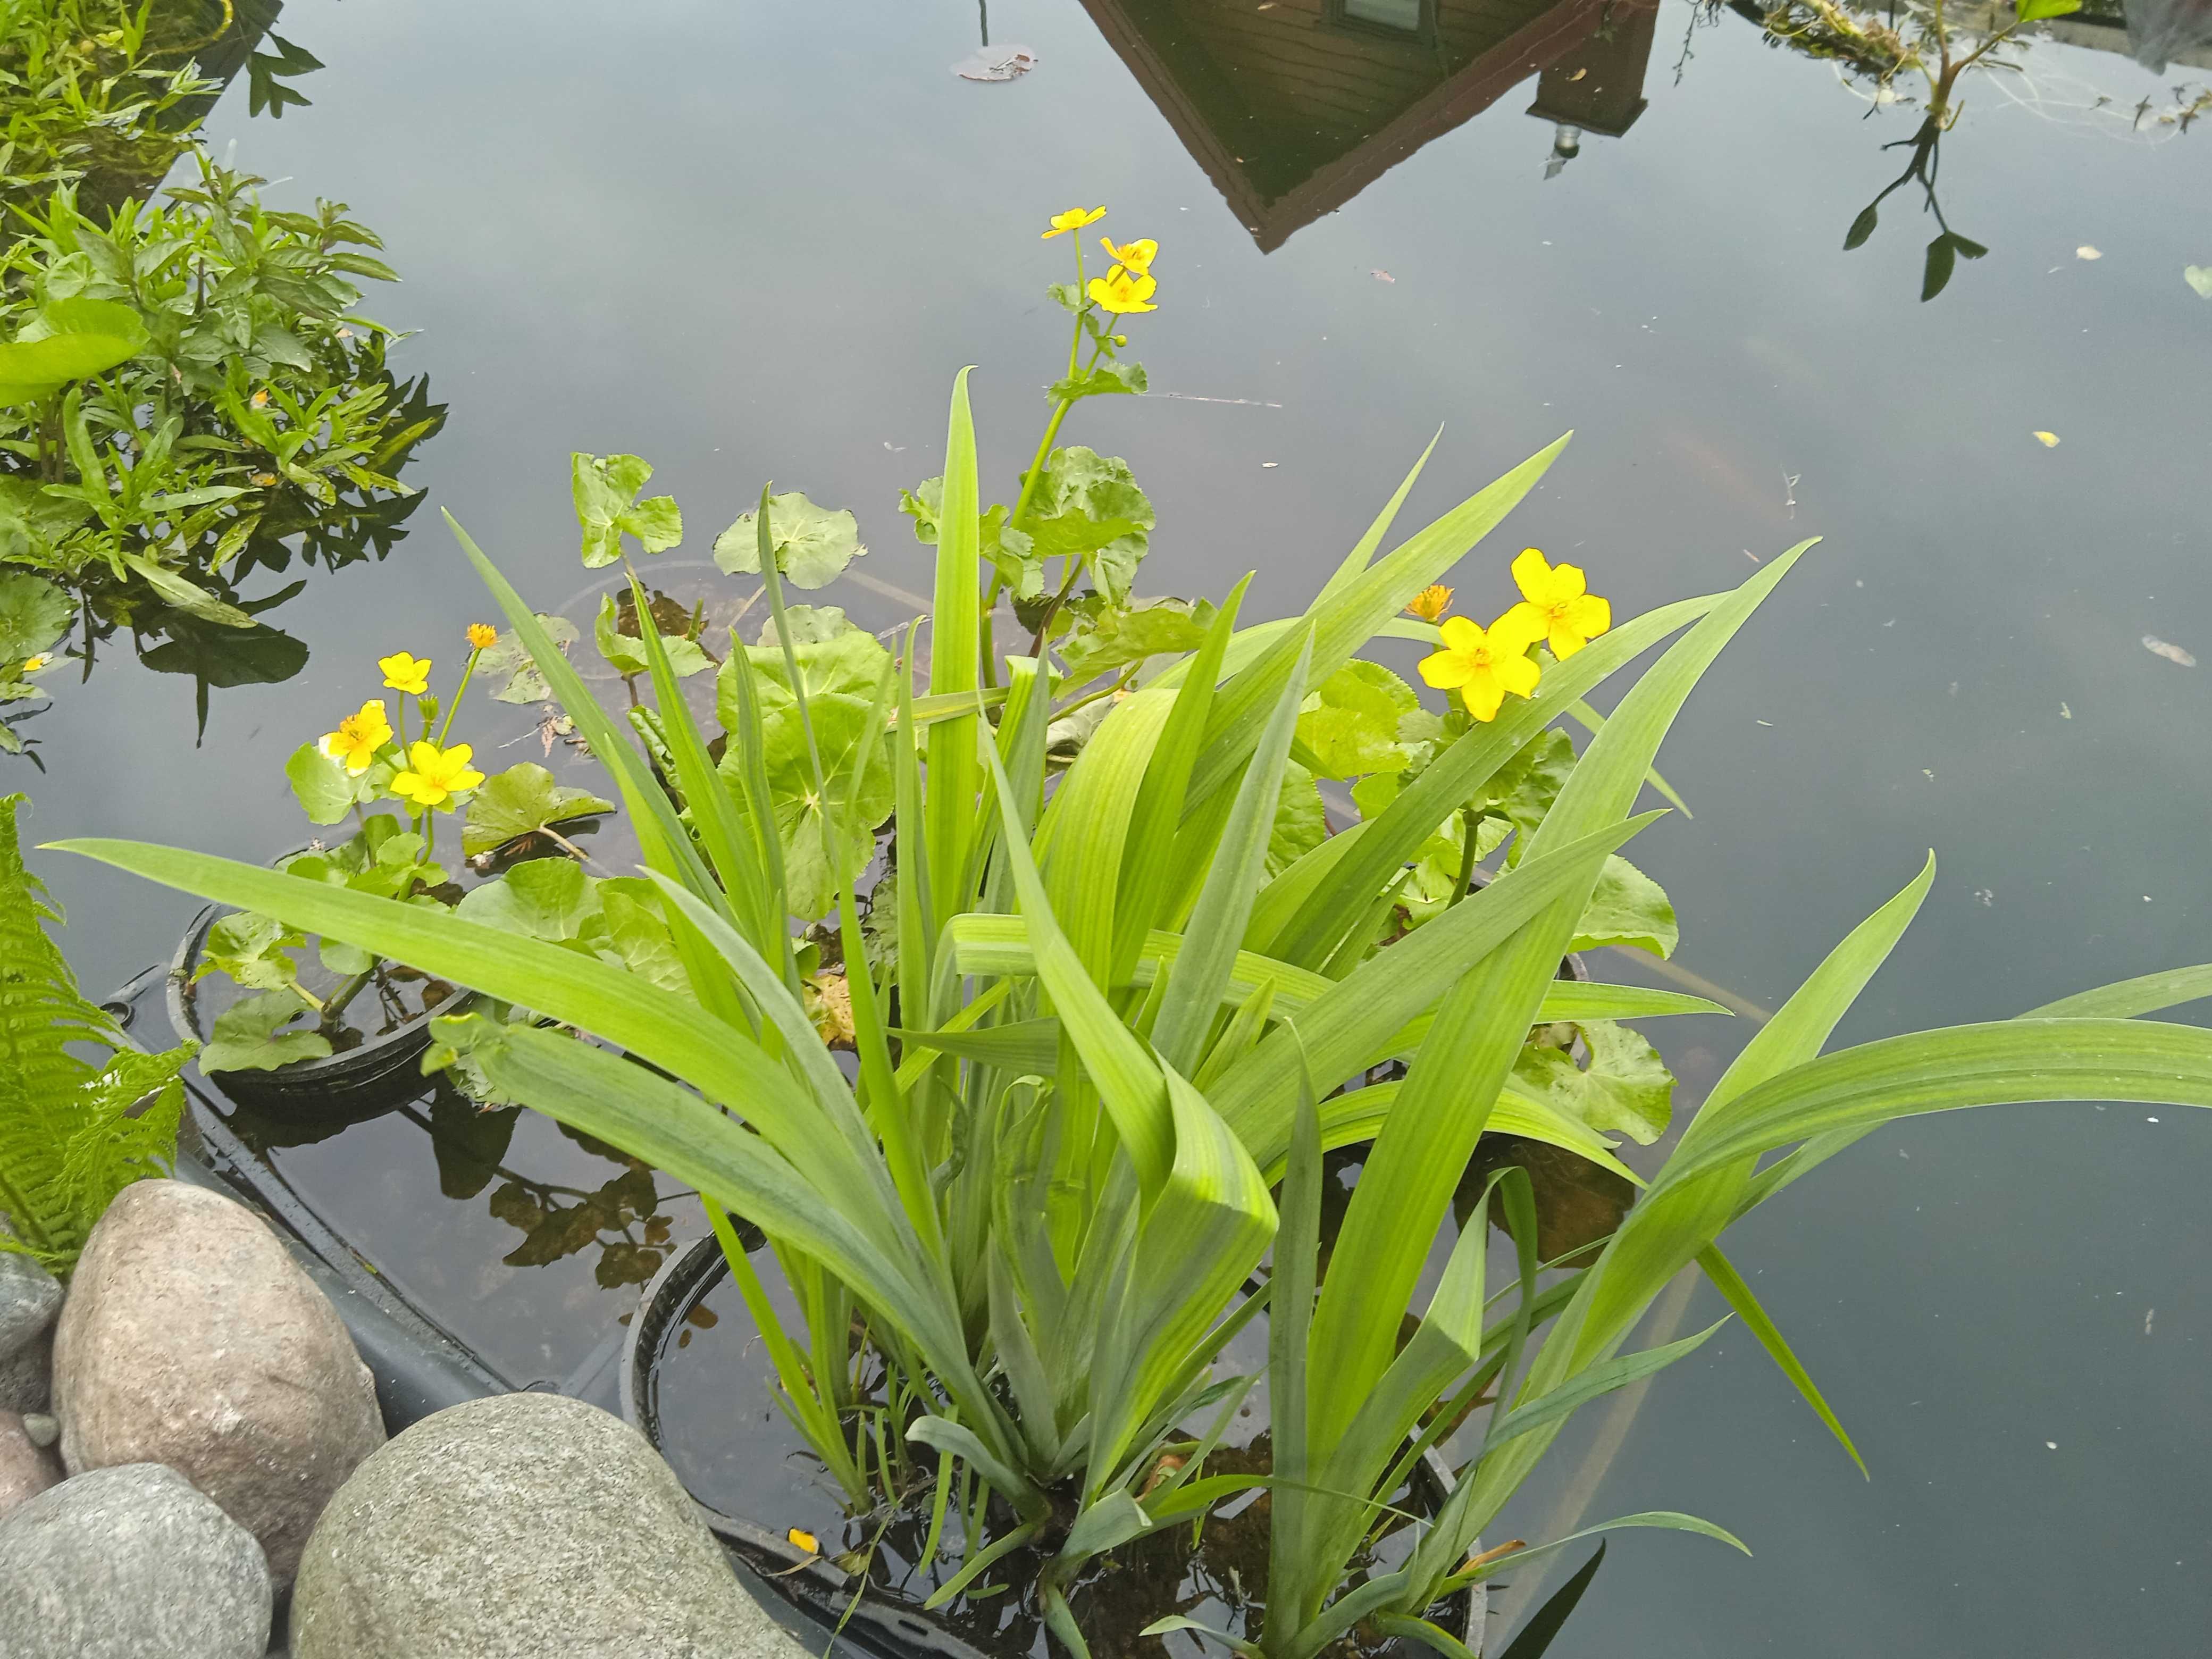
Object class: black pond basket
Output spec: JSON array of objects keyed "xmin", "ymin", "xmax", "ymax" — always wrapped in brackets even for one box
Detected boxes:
[{"xmin": 620, "ymin": 1233, "xmax": 1485, "ymax": 1659}]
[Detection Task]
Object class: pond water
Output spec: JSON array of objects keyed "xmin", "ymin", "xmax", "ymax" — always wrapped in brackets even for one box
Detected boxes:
[{"xmin": 19, "ymin": 0, "xmax": 2212, "ymax": 1651}]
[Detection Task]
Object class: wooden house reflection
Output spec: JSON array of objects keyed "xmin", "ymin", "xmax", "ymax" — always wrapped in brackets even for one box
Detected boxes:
[{"xmin": 1073, "ymin": 0, "xmax": 1661, "ymax": 249}]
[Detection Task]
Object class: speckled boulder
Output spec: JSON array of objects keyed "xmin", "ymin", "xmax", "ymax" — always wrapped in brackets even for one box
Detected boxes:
[
  {"xmin": 0, "ymin": 1461, "xmax": 271, "ymax": 1658},
  {"xmin": 0, "ymin": 1409, "xmax": 63, "ymax": 1520},
  {"xmin": 0, "ymin": 1249, "xmax": 61, "ymax": 1359},
  {"xmin": 52, "ymin": 1179, "xmax": 383, "ymax": 1583},
  {"xmin": 290, "ymin": 1393, "xmax": 798, "ymax": 1659},
  {"xmin": 0, "ymin": 1323, "xmax": 48, "ymax": 1414}
]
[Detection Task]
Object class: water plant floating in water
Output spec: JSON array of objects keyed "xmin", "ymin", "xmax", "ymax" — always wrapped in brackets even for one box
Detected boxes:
[{"xmin": 54, "ymin": 216, "xmax": 2212, "ymax": 1655}]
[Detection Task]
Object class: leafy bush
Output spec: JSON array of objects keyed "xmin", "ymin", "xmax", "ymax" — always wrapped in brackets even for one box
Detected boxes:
[
  {"xmin": 0, "ymin": 157, "xmax": 442, "ymax": 749},
  {"xmin": 0, "ymin": 790, "xmax": 190, "ymax": 1275}
]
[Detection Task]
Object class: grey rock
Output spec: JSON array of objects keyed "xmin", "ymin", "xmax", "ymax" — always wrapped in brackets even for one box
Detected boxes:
[
  {"xmin": 0, "ymin": 1461, "xmax": 271, "ymax": 1658},
  {"xmin": 0, "ymin": 1250, "xmax": 61, "ymax": 1361},
  {"xmin": 0, "ymin": 1409, "xmax": 63, "ymax": 1519},
  {"xmin": 291, "ymin": 1393, "xmax": 801, "ymax": 1659},
  {"xmin": 20, "ymin": 1411, "xmax": 56, "ymax": 1447},
  {"xmin": 53, "ymin": 1180, "xmax": 383, "ymax": 1585},
  {"xmin": 0, "ymin": 1324, "xmax": 49, "ymax": 1414}
]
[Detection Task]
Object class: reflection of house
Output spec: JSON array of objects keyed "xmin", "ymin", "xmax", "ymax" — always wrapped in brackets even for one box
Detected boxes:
[{"xmin": 1074, "ymin": 0, "xmax": 1660, "ymax": 250}]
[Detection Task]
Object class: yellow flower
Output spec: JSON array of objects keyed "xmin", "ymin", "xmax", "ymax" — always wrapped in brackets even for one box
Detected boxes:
[
  {"xmin": 249, "ymin": 389, "xmax": 269, "ymax": 408},
  {"xmin": 1088, "ymin": 266, "xmax": 1158, "ymax": 315},
  {"xmin": 787, "ymin": 1529, "xmax": 819, "ymax": 1555},
  {"xmin": 1504, "ymin": 548, "xmax": 1611, "ymax": 659},
  {"xmin": 1099, "ymin": 235, "xmax": 1157, "ymax": 275},
  {"xmin": 252, "ymin": 472, "xmax": 278, "ymax": 487},
  {"xmin": 379, "ymin": 651, "xmax": 432, "ymax": 694},
  {"xmin": 1405, "ymin": 584, "xmax": 1454, "ymax": 622},
  {"xmin": 318, "ymin": 698, "xmax": 392, "ymax": 776},
  {"xmin": 20, "ymin": 653, "xmax": 50, "ymax": 674},
  {"xmin": 1042, "ymin": 205, "xmax": 1107, "ymax": 239},
  {"xmin": 389, "ymin": 741, "xmax": 484, "ymax": 810},
  {"xmin": 1418, "ymin": 611, "xmax": 1545, "ymax": 722},
  {"xmin": 466, "ymin": 623, "xmax": 498, "ymax": 651}
]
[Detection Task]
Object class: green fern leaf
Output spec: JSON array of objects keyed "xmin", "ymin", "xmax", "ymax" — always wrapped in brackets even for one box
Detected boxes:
[{"xmin": 0, "ymin": 794, "xmax": 191, "ymax": 1274}]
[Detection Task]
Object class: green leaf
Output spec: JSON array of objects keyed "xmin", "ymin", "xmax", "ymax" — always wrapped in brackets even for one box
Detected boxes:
[
  {"xmin": 1569, "ymin": 854, "xmax": 1677, "ymax": 956},
  {"xmin": 1842, "ymin": 203, "xmax": 1879, "ymax": 251},
  {"xmin": 1296, "ymin": 660, "xmax": 1417, "ymax": 781},
  {"xmin": 456, "ymin": 858, "xmax": 601, "ymax": 944},
  {"xmin": 1697, "ymin": 1243, "xmax": 1864, "ymax": 1477},
  {"xmin": 1486, "ymin": 1319, "xmax": 1729, "ymax": 1449},
  {"xmin": 1267, "ymin": 761, "xmax": 1328, "ymax": 877},
  {"xmin": 192, "ymin": 911, "xmax": 305, "ymax": 992},
  {"xmin": 479, "ymin": 614, "xmax": 581, "ymax": 704},
  {"xmin": 1057, "ymin": 596, "xmax": 1215, "ymax": 682},
  {"xmin": 571, "ymin": 453, "xmax": 682, "ymax": 567},
  {"xmin": 1511, "ymin": 1020, "xmax": 1675, "ymax": 1144},
  {"xmin": 2015, "ymin": 0, "xmax": 2081, "ymax": 19},
  {"xmin": 714, "ymin": 491, "xmax": 866, "ymax": 589},
  {"xmin": 285, "ymin": 741, "xmax": 360, "ymax": 827},
  {"xmin": 463, "ymin": 764, "xmax": 617, "ymax": 856},
  {"xmin": 0, "ymin": 298, "xmax": 149, "ymax": 406},
  {"xmin": 1020, "ymin": 447, "xmax": 1154, "ymax": 603},
  {"xmin": 200, "ymin": 988, "xmax": 331, "ymax": 1073},
  {"xmin": 714, "ymin": 622, "xmax": 895, "ymax": 919},
  {"xmin": 592, "ymin": 593, "xmax": 711, "ymax": 678},
  {"xmin": 121, "ymin": 557, "xmax": 256, "ymax": 629},
  {"xmin": 0, "ymin": 572, "xmax": 74, "ymax": 664},
  {"xmin": 756, "ymin": 604, "xmax": 858, "ymax": 647},
  {"xmin": 1047, "ymin": 358, "xmax": 1147, "ymax": 401}
]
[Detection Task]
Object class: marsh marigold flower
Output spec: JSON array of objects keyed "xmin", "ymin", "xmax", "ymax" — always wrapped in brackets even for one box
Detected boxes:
[
  {"xmin": 1406, "ymin": 584, "xmax": 1454, "ymax": 623},
  {"xmin": 20, "ymin": 653, "xmax": 50, "ymax": 674},
  {"xmin": 390, "ymin": 740, "xmax": 484, "ymax": 810},
  {"xmin": 319, "ymin": 698, "xmax": 392, "ymax": 776},
  {"xmin": 1088, "ymin": 266, "xmax": 1158, "ymax": 315},
  {"xmin": 1042, "ymin": 206, "xmax": 1107, "ymax": 239},
  {"xmin": 1419, "ymin": 611, "xmax": 1545, "ymax": 722},
  {"xmin": 1099, "ymin": 236, "xmax": 1157, "ymax": 275},
  {"xmin": 466, "ymin": 623, "xmax": 498, "ymax": 651},
  {"xmin": 1505, "ymin": 548, "xmax": 1611, "ymax": 659},
  {"xmin": 379, "ymin": 651, "xmax": 432, "ymax": 694}
]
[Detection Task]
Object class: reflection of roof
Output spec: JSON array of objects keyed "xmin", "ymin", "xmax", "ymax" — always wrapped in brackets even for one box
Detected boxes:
[{"xmin": 1075, "ymin": 0, "xmax": 1647, "ymax": 250}]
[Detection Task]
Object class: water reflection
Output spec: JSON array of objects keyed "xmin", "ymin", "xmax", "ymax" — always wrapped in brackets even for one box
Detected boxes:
[
  {"xmin": 1, "ymin": 0, "xmax": 440, "ymax": 757},
  {"xmin": 1074, "ymin": 0, "xmax": 1666, "ymax": 249}
]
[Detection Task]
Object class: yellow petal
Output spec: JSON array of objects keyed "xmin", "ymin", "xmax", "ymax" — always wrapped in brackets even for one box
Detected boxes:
[
  {"xmin": 1564, "ymin": 592, "xmax": 1610, "ymax": 639},
  {"xmin": 1496, "ymin": 651, "xmax": 1541, "ymax": 698},
  {"xmin": 1547, "ymin": 559, "xmax": 1588, "ymax": 601},
  {"xmin": 1437, "ymin": 615, "xmax": 1482, "ymax": 651},
  {"xmin": 1510, "ymin": 547, "xmax": 1554, "ymax": 606},
  {"xmin": 2032, "ymin": 430, "xmax": 2060, "ymax": 448},
  {"xmin": 1419, "ymin": 647, "xmax": 1473, "ymax": 689},
  {"xmin": 1489, "ymin": 605, "xmax": 1548, "ymax": 656},
  {"xmin": 1549, "ymin": 623, "xmax": 1584, "ymax": 659},
  {"xmin": 1461, "ymin": 669, "xmax": 1507, "ymax": 722}
]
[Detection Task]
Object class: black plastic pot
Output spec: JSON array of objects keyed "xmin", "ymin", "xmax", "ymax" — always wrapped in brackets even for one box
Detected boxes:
[{"xmin": 622, "ymin": 1234, "xmax": 1484, "ymax": 1659}]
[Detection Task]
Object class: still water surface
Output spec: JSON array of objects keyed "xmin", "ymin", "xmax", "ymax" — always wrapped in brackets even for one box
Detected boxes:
[{"xmin": 23, "ymin": 0, "xmax": 2212, "ymax": 1650}]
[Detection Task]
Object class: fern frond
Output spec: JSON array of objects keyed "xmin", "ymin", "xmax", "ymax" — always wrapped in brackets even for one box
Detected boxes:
[{"xmin": 0, "ymin": 794, "xmax": 190, "ymax": 1273}]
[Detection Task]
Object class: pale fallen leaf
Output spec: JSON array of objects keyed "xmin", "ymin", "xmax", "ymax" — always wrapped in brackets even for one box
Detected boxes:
[
  {"xmin": 952, "ymin": 45, "xmax": 1038, "ymax": 81},
  {"xmin": 1371, "ymin": 269, "xmax": 1395, "ymax": 283},
  {"xmin": 2075, "ymin": 245, "xmax": 2102, "ymax": 260},
  {"xmin": 2032, "ymin": 430, "xmax": 2061, "ymax": 447},
  {"xmin": 2143, "ymin": 635, "xmax": 2198, "ymax": 667},
  {"xmin": 1566, "ymin": 66, "xmax": 1588, "ymax": 80},
  {"xmin": 2186, "ymin": 265, "xmax": 2212, "ymax": 299}
]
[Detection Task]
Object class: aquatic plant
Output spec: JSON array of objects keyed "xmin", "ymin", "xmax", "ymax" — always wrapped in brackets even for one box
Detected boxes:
[
  {"xmin": 0, "ymin": 156, "xmax": 442, "ymax": 750},
  {"xmin": 50, "ymin": 215, "xmax": 2212, "ymax": 1653},
  {"xmin": 0, "ymin": 791, "xmax": 190, "ymax": 1275}
]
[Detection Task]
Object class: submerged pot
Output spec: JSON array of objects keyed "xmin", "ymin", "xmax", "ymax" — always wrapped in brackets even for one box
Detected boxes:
[
  {"xmin": 167, "ymin": 897, "xmax": 462, "ymax": 1116},
  {"xmin": 622, "ymin": 1234, "xmax": 1481, "ymax": 1659}
]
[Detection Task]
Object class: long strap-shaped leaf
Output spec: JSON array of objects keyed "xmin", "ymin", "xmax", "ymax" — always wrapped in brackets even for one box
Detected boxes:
[
  {"xmin": 926, "ymin": 370, "xmax": 984, "ymax": 939},
  {"xmin": 1152, "ymin": 627, "xmax": 1312, "ymax": 1076}
]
